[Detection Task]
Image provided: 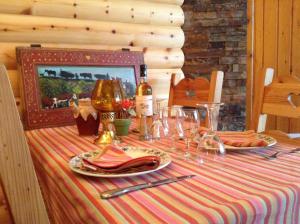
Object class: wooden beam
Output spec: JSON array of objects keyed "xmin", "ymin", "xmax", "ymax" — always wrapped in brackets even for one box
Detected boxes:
[
  {"xmin": 0, "ymin": 42, "xmax": 184, "ymax": 70},
  {"xmin": 0, "ymin": 13, "xmax": 184, "ymax": 48},
  {"xmin": 0, "ymin": 0, "xmax": 184, "ymax": 15},
  {"xmin": 30, "ymin": 1, "xmax": 184, "ymax": 27}
]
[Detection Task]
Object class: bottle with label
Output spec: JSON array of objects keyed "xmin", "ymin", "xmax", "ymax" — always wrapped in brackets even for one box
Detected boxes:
[{"xmin": 135, "ymin": 64, "xmax": 153, "ymax": 140}]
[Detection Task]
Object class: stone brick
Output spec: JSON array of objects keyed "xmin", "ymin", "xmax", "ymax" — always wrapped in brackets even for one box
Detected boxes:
[
  {"xmin": 232, "ymin": 64, "xmax": 239, "ymax": 72},
  {"xmin": 182, "ymin": 0, "xmax": 247, "ymax": 130},
  {"xmin": 219, "ymin": 56, "xmax": 238, "ymax": 64}
]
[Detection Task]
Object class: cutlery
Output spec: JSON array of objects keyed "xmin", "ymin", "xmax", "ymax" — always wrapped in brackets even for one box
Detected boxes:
[
  {"xmin": 265, "ymin": 148, "xmax": 300, "ymax": 160},
  {"xmin": 100, "ymin": 175, "xmax": 196, "ymax": 199}
]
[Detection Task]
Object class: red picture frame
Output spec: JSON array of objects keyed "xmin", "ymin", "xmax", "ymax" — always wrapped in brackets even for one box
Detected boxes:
[{"xmin": 16, "ymin": 47, "xmax": 144, "ymax": 130}]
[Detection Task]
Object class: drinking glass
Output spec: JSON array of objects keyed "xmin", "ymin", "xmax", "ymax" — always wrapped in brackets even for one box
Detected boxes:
[
  {"xmin": 161, "ymin": 106, "xmax": 184, "ymax": 151},
  {"xmin": 151, "ymin": 97, "xmax": 167, "ymax": 140},
  {"xmin": 196, "ymin": 102, "xmax": 226, "ymax": 160},
  {"xmin": 181, "ymin": 108, "xmax": 200, "ymax": 159}
]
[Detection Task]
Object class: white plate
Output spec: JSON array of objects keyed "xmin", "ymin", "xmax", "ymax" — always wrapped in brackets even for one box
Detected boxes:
[
  {"xmin": 224, "ymin": 134, "xmax": 277, "ymax": 151},
  {"xmin": 194, "ymin": 133, "xmax": 277, "ymax": 151},
  {"xmin": 69, "ymin": 146, "xmax": 172, "ymax": 178}
]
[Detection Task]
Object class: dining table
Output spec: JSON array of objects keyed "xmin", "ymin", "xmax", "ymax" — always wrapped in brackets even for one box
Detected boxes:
[{"xmin": 25, "ymin": 123, "xmax": 300, "ymax": 224}]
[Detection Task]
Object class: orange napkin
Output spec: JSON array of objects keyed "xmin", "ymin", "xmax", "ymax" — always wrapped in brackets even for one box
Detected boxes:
[
  {"xmin": 199, "ymin": 128, "xmax": 268, "ymax": 147},
  {"xmin": 83, "ymin": 145, "xmax": 160, "ymax": 173}
]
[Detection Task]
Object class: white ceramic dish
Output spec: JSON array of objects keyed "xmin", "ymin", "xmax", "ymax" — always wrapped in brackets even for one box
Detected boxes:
[
  {"xmin": 194, "ymin": 133, "xmax": 277, "ymax": 151},
  {"xmin": 224, "ymin": 134, "xmax": 277, "ymax": 151},
  {"xmin": 69, "ymin": 146, "xmax": 172, "ymax": 178}
]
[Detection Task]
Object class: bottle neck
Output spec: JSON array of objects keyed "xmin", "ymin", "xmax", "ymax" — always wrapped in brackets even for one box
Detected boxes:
[{"xmin": 140, "ymin": 76, "xmax": 147, "ymax": 83}]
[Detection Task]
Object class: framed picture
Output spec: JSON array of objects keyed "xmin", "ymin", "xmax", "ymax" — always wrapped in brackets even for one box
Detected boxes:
[{"xmin": 16, "ymin": 47, "xmax": 144, "ymax": 130}]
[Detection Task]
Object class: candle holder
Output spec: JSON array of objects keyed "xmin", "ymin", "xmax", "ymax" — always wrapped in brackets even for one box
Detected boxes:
[{"xmin": 91, "ymin": 79, "xmax": 125, "ymax": 145}]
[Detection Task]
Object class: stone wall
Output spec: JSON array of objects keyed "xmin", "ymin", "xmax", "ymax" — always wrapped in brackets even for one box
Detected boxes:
[{"xmin": 182, "ymin": 0, "xmax": 247, "ymax": 130}]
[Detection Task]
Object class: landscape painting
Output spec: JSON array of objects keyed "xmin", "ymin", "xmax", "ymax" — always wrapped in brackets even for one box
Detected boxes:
[{"xmin": 37, "ymin": 65, "xmax": 136, "ymax": 109}]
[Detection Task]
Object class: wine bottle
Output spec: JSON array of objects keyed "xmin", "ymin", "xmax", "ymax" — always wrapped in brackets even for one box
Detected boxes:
[{"xmin": 135, "ymin": 64, "xmax": 153, "ymax": 140}]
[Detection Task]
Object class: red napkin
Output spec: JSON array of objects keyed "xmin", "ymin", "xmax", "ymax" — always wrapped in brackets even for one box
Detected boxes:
[
  {"xmin": 199, "ymin": 128, "xmax": 268, "ymax": 147},
  {"xmin": 83, "ymin": 145, "xmax": 160, "ymax": 173}
]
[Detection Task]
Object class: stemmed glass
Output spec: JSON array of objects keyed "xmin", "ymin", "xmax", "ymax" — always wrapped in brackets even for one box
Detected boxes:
[
  {"xmin": 196, "ymin": 102, "xmax": 226, "ymax": 160},
  {"xmin": 181, "ymin": 108, "xmax": 200, "ymax": 159}
]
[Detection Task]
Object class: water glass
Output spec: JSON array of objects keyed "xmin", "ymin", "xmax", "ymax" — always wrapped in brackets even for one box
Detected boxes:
[
  {"xmin": 196, "ymin": 102, "xmax": 226, "ymax": 161},
  {"xmin": 161, "ymin": 106, "xmax": 184, "ymax": 151},
  {"xmin": 181, "ymin": 108, "xmax": 200, "ymax": 159}
]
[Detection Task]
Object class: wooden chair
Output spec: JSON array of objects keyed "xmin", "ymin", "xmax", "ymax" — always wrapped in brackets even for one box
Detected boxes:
[
  {"xmin": 251, "ymin": 68, "xmax": 300, "ymax": 140},
  {"xmin": 0, "ymin": 64, "xmax": 50, "ymax": 223},
  {"xmin": 168, "ymin": 70, "xmax": 224, "ymax": 128}
]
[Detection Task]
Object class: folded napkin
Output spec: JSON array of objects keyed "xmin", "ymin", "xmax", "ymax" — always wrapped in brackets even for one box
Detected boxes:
[
  {"xmin": 83, "ymin": 145, "xmax": 160, "ymax": 173},
  {"xmin": 199, "ymin": 128, "xmax": 268, "ymax": 147}
]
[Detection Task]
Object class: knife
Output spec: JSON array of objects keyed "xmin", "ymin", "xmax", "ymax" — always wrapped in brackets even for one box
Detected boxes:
[{"xmin": 100, "ymin": 175, "xmax": 196, "ymax": 199}]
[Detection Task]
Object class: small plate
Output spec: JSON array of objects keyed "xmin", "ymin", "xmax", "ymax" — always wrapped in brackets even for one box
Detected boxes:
[
  {"xmin": 224, "ymin": 134, "xmax": 277, "ymax": 151},
  {"xmin": 194, "ymin": 133, "xmax": 277, "ymax": 151},
  {"xmin": 69, "ymin": 146, "xmax": 172, "ymax": 178}
]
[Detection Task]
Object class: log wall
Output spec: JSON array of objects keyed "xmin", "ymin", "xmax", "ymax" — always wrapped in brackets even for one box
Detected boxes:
[
  {"xmin": 0, "ymin": 0, "xmax": 185, "ymax": 115},
  {"xmin": 247, "ymin": 0, "xmax": 300, "ymax": 132}
]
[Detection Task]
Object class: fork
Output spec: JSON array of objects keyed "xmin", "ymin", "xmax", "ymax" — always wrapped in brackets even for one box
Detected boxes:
[{"xmin": 265, "ymin": 148, "xmax": 300, "ymax": 160}]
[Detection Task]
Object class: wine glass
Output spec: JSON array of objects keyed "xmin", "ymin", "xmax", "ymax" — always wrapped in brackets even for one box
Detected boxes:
[
  {"xmin": 181, "ymin": 108, "xmax": 200, "ymax": 160},
  {"xmin": 161, "ymin": 106, "xmax": 184, "ymax": 151},
  {"xmin": 196, "ymin": 102, "xmax": 226, "ymax": 161}
]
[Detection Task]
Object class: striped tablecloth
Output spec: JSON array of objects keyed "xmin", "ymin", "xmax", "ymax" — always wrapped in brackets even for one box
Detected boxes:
[{"xmin": 25, "ymin": 126, "xmax": 300, "ymax": 224}]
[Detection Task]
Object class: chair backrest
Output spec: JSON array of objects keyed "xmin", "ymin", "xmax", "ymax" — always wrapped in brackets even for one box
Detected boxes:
[
  {"xmin": 168, "ymin": 70, "xmax": 224, "ymax": 129},
  {"xmin": 168, "ymin": 70, "xmax": 224, "ymax": 108},
  {"xmin": 0, "ymin": 64, "xmax": 49, "ymax": 223},
  {"xmin": 252, "ymin": 68, "xmax": 300, "ymax": 132}
]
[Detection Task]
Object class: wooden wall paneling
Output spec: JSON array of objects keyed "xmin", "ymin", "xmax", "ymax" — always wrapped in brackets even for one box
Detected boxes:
[
  {"xmin": 276, "ymin": 0, "xmax": 293, "ymax": 132},
  {"xmin": 0, "ymin": 65, "xmax": 50, "ymax": 224},
  {"xmin": 262, "ymin": 0, "xmax": 279, "ymax": 130},
  {"xmin": 292, "ymin": 0, "xmax": 300, "ymax": 76},
  {"xmin": 246, "ymin": 0, "xmax": 254, "ymax": 129},
  {"xmin": 0, "ymin": 14, "xmax": 184, "ymax": 48},
  {"xmin": 290, "ymin": 0, "xmax": 300, "ymax": 132},
  {"xmin": 248, "ymin": 0, "xmax": 264, "ymax": 129},
  {"xmin": 0, "ymin": 43, "xmax": 184, "ymax": 70},
  {"xmin": 30, "ymin": 1, "xmax": 184, "ymax": 27}
]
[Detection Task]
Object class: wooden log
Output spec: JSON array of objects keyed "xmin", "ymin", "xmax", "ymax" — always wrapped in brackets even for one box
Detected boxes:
[
  {"xmin": 0, "ymin": 0, "xmax": 184, "ymax": 15},
  {"xmin": 0, "ymin": 14, "xmax": 184, "ymax": 48},
  {"xmin": 0, "ymin": 42, "xmax": 184, "ymax": 70},
  {"xmin": 148, "ymin": 68, "xmax": 184, "ymax": 99},
  {"xmin": 30, "ymin": 1, "xmax": 184, "ymax": 27}
]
